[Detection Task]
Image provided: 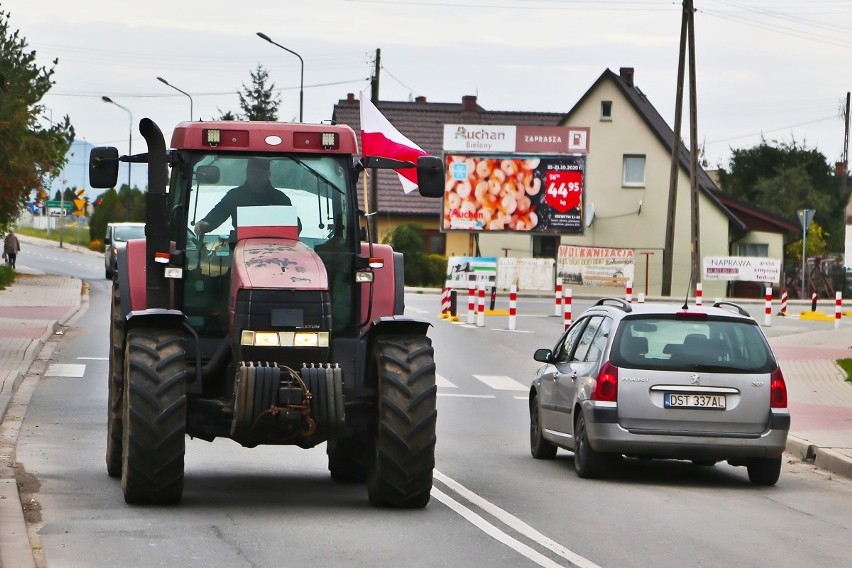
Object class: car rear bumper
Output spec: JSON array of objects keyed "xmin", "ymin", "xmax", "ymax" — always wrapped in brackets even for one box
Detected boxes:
[{"xmin": 584, "ymin": 404, "xmax": 789, "ymax": 459}]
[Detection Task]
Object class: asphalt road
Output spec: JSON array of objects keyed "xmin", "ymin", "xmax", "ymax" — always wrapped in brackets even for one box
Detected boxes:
[{"xmin": 10, "ymin": 248, "xmax": 852, "ymax": 567}]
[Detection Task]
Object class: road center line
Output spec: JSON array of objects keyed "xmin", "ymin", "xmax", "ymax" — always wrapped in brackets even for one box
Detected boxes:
[
  {"xmin": 434, "ymin": 470, "xmax": 602, "ymax": 568},
  {"xmin": 430, "ymin": 487, "xmax": 567, "ymax": 568}
]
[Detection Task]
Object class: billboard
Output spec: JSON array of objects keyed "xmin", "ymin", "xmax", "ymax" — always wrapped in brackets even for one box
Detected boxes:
[
  {"xmin": 442, "ymin": 154, "xmax": 586, "ymax": 234},
  {"xmin": 703, "ymin": 256, "xmax": 781, "ymax": 283},
  {"xmin": 557, "ymin": 246, "xmax": 635, "ymax": 288}
]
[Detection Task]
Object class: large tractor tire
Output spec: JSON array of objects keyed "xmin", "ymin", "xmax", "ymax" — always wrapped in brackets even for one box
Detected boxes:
[
  {"xmin": 121, "ymin": 327, "xmax": 187, "ymax": 504},
  {"xmin": 367, "ymin": 334, "xmax": 437, "ymax": 508},
  {"xmin": 106, "ymin": 281, "xmax": 124, "ymax": 477}
]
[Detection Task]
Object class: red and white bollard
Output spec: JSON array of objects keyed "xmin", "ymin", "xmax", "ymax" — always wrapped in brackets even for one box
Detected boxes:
[
  {"xmin": 554, "ymin": 277, "xmax": 563, "ymax": 316},
  {"xmin": 638, "ymin": 292, "xmax": 645, "ymax": 304},
  {"xmin": 508, "ymin": 284, "xmax": 517, "ymax": 330},
  {"xmin": 780, "ymin": 290, "xmax": 788, "ymax": 316},
  {"xmin": 811, "ymin": 291, "xmax": 818, "ymax": 312},
  {"xmin": 625, "ymin": 279, "xmax": 633, "ymax": 304},
  {"xmin": 467, "ymin": 283, "xmax": 476, "ymax": 324},
  {"xmin": 695, "ymin": 282, "xmax": 703, "ymax": 306},
  {"xmin": 440, "ymin": 287, "xmax": 449, "ymax": 318},
  {"xmin": 564, "ymin": 287, "xmax": 573, "ymax": 331},
  {"xmin": 835, "ymin": 291, "xmax": 842, "ymax": 330},
  {"xmin": 764, "ymin": 286, "xmax": 772, "ymax": 327},
  {"xmin": 477, "ymin": 286, "xmax": 486, "ymax": 327}
]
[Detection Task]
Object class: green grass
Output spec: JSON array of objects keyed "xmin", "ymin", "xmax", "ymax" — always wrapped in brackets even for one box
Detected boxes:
[
  {"xmin": 15, "ymin": 225, "xmax": 101, "ymax": 252},
  {"xmin": 0, "ymin": 264, "xmax": 15, "ymax": 290},
  {"xmin": 836, "ymin": 359, "xmax": 852, "ymax": 383}
]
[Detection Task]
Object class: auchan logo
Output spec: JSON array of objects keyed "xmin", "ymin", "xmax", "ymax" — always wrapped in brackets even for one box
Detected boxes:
[{"xmin": 453, "ymin": 126, "xmax": 507, "ymax": 142}]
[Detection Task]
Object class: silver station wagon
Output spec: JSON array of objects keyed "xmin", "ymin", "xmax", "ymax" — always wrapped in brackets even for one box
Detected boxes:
[{"xmin": 529, "ymin": 298, "xmax": 790, "ymax": 485}]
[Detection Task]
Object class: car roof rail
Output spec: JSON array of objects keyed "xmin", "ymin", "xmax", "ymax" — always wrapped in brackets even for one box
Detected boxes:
[
  {"xmin": 712, "ymin": 300, "xmax": 750, "ymax": 317},
  {"xmin": 593, "ymin": 297, "xmax": 633, "ymax": 313}
]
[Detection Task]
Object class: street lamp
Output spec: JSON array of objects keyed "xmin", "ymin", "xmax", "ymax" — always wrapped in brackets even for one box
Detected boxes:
[
  {"xmin": 156, "ymin": 76, "xmax": 193, "ymax": 120},
  {"xmin": 102, "ymin": 96, "xmax": 133, "ymax": 220},
  {"xmin": 256, "ymin": 31, "xmax": 303, "ymax": 122}
]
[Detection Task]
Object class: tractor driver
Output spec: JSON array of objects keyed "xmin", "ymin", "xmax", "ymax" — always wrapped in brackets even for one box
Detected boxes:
[{"xmin": 193, "ymin": 157, "xmax": 294, "ymax": 238}]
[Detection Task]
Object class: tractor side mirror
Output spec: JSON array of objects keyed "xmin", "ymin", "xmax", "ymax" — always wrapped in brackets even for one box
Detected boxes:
[
  {"xmin": 195, "ymin": 165, "xmax": 220, "ymax": 184},
  {"xmin": 89, "ymin": 146, "xmax": 118, "ymax": 189},
  {"xmin": 416, "ymin": 156, "xmax": 445, "ymax": 198},
  {"xmin": 89, "ymin": 147, "xmax": 120, "ymax": 188}
]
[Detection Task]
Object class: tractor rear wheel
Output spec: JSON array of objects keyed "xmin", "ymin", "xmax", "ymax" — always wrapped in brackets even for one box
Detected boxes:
[
  {"xmin": 121, "ymin": 327, "xmax": 187, "ymax": 504},
  {"xmin": 367, "ymin": 334, "xmax": 437, "ymax": 508},
  {"xmin": 106, "ymin": 281, "xmax": 124, "ymax": 477}
]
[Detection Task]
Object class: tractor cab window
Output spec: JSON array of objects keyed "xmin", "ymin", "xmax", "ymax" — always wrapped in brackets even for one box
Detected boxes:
[{"xmin": 175, "ymin": 153, "xmax": 356, "ymax": 336}]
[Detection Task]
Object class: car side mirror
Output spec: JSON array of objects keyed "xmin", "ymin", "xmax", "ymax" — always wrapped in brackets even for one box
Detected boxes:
[
  {"xmin": 104, "ymin": 236, "xmax": 111, "ymax": 245},
  {"xmin": 533, "ymin": 348, "xmax": 553, "ymax": 363},
  {"xmin": 195, "ymin": 165, "xmax": 220, "ymax": 184}
]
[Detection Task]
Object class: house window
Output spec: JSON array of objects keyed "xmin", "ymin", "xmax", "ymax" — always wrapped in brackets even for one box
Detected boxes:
[
  {"xmin": 420, "ymin": 229, "xmax": 446, "ymax": 255},
  {"xmin": 601, "ymin": 101, "xmax": 613, "ymax": 121},
  {"xmin": 737, "ymin": 243, "xmax": 768, "ymax": 257},
  {"xmin": 623, "ymin": 155, "xmax": 646, "ymax": 187},
  {"xmin": 532, "ymin": 235, "xmax": 559, "ymax": 259}
]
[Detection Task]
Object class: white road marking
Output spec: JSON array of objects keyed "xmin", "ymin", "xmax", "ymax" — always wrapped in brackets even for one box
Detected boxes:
[
  {"xmin": 490, "ymin": 328, "xmax": 533, "ymax": 333},
  {"xmin": 44, "ymin": 364, "xmax": 86, "ymax": 378},
  {"xmin": 436, "ymin": 374, "xmax": 457, "ymax": 388},
  {"xmin": 438, "ymin": 393, "xmax": 496, "ymax": 399},
  {"xmin": 514, "ymin": 396, "xmax": 528, "ymax": 400},
  {"xmin": 433, "ymin": 470, "xmax": 602, "ymax": 568},
  {"xmin": 473, "ymin": 374, "xmax": 528, "ymax": 391},
  {"xmin": 77, "ymin": 357, "xmax": 108, "ymax": 361}
]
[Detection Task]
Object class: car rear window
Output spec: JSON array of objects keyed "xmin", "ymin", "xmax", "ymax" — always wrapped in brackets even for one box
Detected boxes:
[
  {"xmin": 611, "ymin": 315, "xmax": 775, "ymax": 373},
  {"xmin": 113, "ymin": 225, "xmax": 146, "ymax": 242}
]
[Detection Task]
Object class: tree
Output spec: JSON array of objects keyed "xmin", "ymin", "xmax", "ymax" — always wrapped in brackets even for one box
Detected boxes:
[
  {"xmin": 217, "ymin": 64, "xmax": 281, "ymax": 121},
  {"xmin": 717, "ymin": 138, "xmax": 847, "ymax": 251},
  {"xmin": 383, "ymin": 223, "xmax": 447, "ymax": 286},
  {"xmin": 0, "ymin": 9, "xmax": 74, "ymax": 230}
]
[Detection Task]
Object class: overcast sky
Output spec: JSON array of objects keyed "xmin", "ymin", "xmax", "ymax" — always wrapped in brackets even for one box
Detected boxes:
[{"xmin": 5, "ymin": 0, "xmax": 851, "ymax": 193}]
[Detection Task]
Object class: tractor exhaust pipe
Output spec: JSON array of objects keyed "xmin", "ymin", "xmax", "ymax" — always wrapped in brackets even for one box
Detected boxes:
[{"xmin": 139, "ymin": 118, "xmax": 170, "ymax": 309}]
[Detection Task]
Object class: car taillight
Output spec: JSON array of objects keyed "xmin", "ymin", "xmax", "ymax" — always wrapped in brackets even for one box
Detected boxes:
[
  {"xmin": 770, "ymin": 367, "xmax": 788, "ymax": 408},
  {"xmin": 592, "ymin": 361, "xmax": 618, "ymax": 402}
]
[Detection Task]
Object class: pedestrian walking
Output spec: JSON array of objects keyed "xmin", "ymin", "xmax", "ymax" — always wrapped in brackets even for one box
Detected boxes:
[{"xmin": 4, "ymin": 228, "xmax": 20, "ymax": 269}]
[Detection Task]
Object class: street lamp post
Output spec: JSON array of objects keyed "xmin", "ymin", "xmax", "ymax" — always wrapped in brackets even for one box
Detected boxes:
[
  {"xmin": 102, "ymin": 96, "xmax": 133, "ymax": 220},
  {"xmin": 256, "ymin": 31, "xmax": 303, "ymax": 122},
  {"xmin": 156, "ymin": 76, "xmax": 193, "ymax": 120}
]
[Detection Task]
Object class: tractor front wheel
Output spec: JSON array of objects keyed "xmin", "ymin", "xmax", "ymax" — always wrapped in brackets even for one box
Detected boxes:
[
  {"xmin": 121, "ymin": 327, "xmax": 187, "ymax": 504},
  {"xmin": 367, "ymin": 335, "xmax": 437, "ymax": 508}
]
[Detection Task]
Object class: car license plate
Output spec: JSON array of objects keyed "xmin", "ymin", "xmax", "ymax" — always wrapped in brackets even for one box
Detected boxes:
[{"xmin": 664, "ymin": 393, "xmax": 726, "ymax": 409}]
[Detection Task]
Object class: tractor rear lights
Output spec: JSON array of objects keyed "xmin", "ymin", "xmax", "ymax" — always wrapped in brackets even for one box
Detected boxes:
[
  {"xmin": 240, "ymin": 330, "xmax": 330, "ymax": 348},
  {"xmin": 368, "ymin": 257, "xmax": 384, "ymax": 269}
]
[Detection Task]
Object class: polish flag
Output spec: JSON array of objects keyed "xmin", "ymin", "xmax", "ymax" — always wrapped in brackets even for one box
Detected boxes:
[{"xmin": 360, "ymin": 93, "xmax": 428, "ymax": 193}]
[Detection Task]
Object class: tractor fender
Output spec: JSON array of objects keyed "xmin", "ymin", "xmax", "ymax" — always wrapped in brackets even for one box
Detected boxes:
[
  {"xmin": 124, "ymin": 309, "xmax": 187, "ymax": 334},
  {"xmin": 356, "ymin": 316, "xmax": 432, "ymax": 391}
]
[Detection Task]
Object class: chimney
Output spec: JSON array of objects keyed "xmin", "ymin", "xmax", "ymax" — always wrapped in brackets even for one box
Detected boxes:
[
  {"xmin": 619, "ymin": 67, "xmax": 635, "ymax": 87},
  {"xmin": 415, "ymin": 96, "xmax": 427, "ymax": 103},
  {"xmin": 462, "ymin": 95, "xmax": 478, "ymax": 112},
  {"xmin": 346, "ymin": 92, "xmax": 355, "ymax": 102}
]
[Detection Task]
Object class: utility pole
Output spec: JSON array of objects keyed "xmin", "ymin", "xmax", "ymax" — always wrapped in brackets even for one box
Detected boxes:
[
  {"xmin": 367, "ymin": 48, "xmax": 381, "ymax": 243},
  {"xmin": 662, "ymin": 2, "xmax": 689, "ymax": 296},
  {"xmin": 843, "ymin": 92, "xmax": 850, "ymax": 197},
  {"xmin": 687, "ymin": 0, "xmax": 700, "ymax": 288}
]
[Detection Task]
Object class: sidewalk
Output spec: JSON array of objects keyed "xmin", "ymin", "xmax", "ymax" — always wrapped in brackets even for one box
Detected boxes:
[{"xmin": 0, "ymin": 237, "xmax": 90, "ymax": 568}]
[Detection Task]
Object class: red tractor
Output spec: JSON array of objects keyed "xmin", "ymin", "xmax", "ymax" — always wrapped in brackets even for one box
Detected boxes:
[{"xmin": 90, "ymin": 118, "xmax": 444, "ymax": 507}]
